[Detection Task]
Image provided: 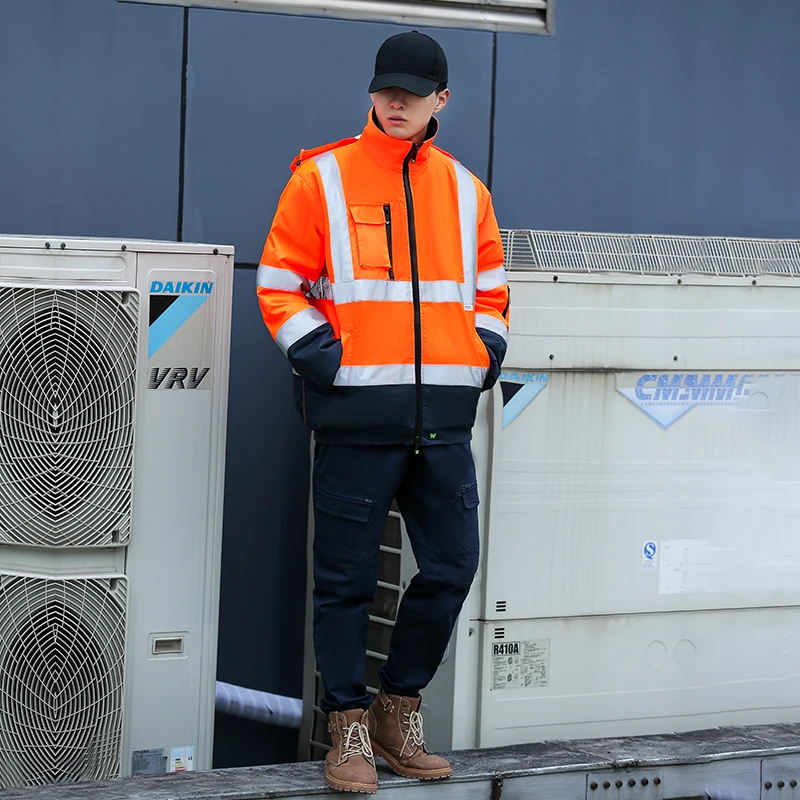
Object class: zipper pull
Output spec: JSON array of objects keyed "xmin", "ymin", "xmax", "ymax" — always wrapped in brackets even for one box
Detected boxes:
[{"xmin": 410, "ymin": 144, "xmax": 419, "ymax": 163}]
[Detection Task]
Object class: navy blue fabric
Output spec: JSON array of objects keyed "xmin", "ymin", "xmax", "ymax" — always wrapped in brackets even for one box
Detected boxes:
[
  {"xmin": 477, "ymin": 327, "xmax": 508, "ymax": 392},
  {"xmin": 312, "ymin": 442, "xmax": 480, "ymax": 712},
  {"xmin": 293, "ymin": 379, "xmax": 482, "ymax": 446},
  {"xmin": 286, "ymin": 323, "xmax": 342, "ymax": 392}
]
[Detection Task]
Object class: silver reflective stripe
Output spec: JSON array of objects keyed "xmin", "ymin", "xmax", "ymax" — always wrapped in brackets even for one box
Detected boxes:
[
  {"xmin": 257, "ymin": 264, "xmax": 309, "ymax": 292},
  {"xmin": 453, "ymin": 161, "xmax": 478, "ymax": 310},
  {"xmin": 332, "ymin": 280, "xmax": 468, "ymax": 305},
  {"xmin": 475, "ymin": 313, "xmax": 509, "ymax": 343},
  {"xmin": 477, "ymin": 266, "xmax": 508, "ymax": 292},
  {"xmin": 424, "ymin": 364, "xmax": 486, "ymax": 387},
  {"xmin": 314, "ymin": 152, "xmax": 354, "ymax": 284},
  {"xmin": 275, "ymin": 307, "xmax": 329, "ymax": 355},
  {"xmin": 333, "ymin": 363, "xmax": 485, "ymax": 387}
]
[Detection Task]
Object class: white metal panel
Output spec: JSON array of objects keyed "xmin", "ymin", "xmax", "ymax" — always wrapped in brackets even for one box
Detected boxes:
[
  {"xmin": 484, "ymin": 369, "xmax": 800, "ymax": 620},
  {"xmin": 478, "ymin": 609, "xmax": 800, "ymax": 747},
  {"xmin": 505, "ymin": 275, "xmax": 800, "ymax": 371}
]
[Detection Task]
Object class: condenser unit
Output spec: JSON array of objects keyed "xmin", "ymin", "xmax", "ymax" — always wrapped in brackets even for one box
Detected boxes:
[
  {"xmin": 300, "ymin": 230, "xmax": 800, "ymax": 757},
  {"xmin": 0, "ymin": 235, "xmax": 233, "ymax": 787}
]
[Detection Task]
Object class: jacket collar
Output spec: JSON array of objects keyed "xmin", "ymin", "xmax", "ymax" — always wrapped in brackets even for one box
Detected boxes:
[{"xmin": 357, "ymin": 109, "xmax": 438, "ymax": 171}]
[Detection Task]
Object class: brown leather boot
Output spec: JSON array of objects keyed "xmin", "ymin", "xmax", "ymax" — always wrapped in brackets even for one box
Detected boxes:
[
  {"xmin": 324, "ymin": 709, "xmax": 378, "ymax": 794},
  {"xmin": 365, "ymin": 688, "xmax": 452, "ymax": 780}
]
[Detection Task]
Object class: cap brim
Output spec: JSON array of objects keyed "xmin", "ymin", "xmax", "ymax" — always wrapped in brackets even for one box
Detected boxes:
[{"xmin": 368, "ymin": 72, "xmax": 438, "ymax": 97}]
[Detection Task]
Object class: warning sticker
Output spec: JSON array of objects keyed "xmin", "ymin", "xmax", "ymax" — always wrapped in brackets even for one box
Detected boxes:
[
  {"xmin": 490, "ymin": 639, "xmax": 549, "ymax": 690},
  {"xmin": 169, "ymin": 745, "xmax": 195, "ymax": 773}
]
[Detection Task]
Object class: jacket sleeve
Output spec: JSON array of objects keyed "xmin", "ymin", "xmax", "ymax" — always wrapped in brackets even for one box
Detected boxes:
[
  {"xmin": 257, "ymin": 169, "xmax": 342, "ymax": 392},
  {"xmin": 474, "ymin": 190, "xmax": 509, "ymax": 392}
]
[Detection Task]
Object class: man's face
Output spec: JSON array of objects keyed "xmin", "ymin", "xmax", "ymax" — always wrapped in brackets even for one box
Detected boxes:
[{"xmin": 370, "ymin": 87, "xmax": 449, "ymax": 144}]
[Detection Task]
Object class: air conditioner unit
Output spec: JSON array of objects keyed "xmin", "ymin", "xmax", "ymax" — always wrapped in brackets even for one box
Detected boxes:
[
  {"xmin": 0, "ymin": 235, "xmax": 233, "ymax": 787},
  {"xmin": 300, "ymin": 230, "xmax": 800, "ymax": 757}
]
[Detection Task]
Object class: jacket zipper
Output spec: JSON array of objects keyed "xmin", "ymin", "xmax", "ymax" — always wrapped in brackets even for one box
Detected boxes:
[
  {"xmin": 383, "ymin": 203, "xmax": 395, "ymax": 280},
  {"xmin": 402, "ymin": 144, "xmax": 422, "ymax": 452}
]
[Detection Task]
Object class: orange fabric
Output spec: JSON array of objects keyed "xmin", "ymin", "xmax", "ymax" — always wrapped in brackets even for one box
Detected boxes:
[{"xmin": 259, "ymin": 113, "xmax": 508, "ymax": 373}]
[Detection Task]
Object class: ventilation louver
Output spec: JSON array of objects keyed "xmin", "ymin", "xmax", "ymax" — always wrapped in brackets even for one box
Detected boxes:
[
  {"xmin": 0, "ymin": 288, "xmax": 138, "ymax": 547},
  {"xmin": 0, "ymin": 573, "xmax": 127, "ymax": 787}
]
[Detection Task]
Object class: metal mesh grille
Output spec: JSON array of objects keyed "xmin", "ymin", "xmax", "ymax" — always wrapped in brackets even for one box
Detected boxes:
[
  {"xmin": 501, "ymin": 230, "xmax": 800, "ymax": 276},
  {"xmin": 0, "ymin": 573, "xmax": 127, "ymax": 787},
  {"xmin": 0, "ymin": 288, "xmax": 138, "ymax": 548}
]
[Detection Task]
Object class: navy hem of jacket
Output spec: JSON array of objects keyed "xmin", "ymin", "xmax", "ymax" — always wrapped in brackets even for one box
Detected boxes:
[{"xmin": 294, "ymin": 377, "xmax": 481, "ymax": 445}]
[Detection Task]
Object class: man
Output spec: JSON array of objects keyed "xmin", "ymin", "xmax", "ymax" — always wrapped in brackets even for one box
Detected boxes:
[{"xmin": 257, "ymin": 30, "xmax": 509, "ymax": 794}]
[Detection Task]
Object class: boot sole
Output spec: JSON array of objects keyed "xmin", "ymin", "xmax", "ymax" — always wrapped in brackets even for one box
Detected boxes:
[
  {"xmin": 325, "ymin": 772, "xmax": 378, "ymax": 794},
  {"xmin": 371, "ymin": 741, "xmax": 453, "ymax": 781}
]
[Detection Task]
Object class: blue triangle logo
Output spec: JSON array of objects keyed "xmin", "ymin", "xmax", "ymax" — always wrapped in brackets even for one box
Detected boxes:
[{"xmin": 500, "ymin": 372, "xmax": 549, "ymax": 428}]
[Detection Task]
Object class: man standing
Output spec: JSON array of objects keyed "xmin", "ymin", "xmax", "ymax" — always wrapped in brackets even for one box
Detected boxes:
[{"xmin": 257, "ymin": 30, "xmax": 509, "ymax": 794}]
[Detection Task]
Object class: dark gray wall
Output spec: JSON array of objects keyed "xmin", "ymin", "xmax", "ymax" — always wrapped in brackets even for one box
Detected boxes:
[
  {"xmin": 0, "ymin": 0, "xmax": 183, "ymax": 240},
  {"xmin": 492, "ymin": 0, "xmax": 800, "ymax": 238},
  {"xmin": 2, "ymin": 0, "xmax": 800, "ymax": 771}
]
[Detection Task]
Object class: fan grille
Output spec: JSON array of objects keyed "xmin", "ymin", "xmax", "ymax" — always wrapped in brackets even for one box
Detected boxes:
[
  {"xmin": 0, "ymin": 288, "xmax": 138, "ymax": 547},
  {"xmin": 0, "ymin": 573, "xmax": 127, "ymax": 787}
]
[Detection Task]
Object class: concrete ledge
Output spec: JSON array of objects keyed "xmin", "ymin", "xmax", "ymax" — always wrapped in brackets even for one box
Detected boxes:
[{"xmin": 3, "ymin": 723, "xmax": 800, "ymax": 799}]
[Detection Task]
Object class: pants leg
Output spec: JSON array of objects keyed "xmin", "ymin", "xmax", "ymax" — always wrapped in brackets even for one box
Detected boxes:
[
  {"xmin": 312, "ymin": 443, "xmax": 408, "ymax": 713},
  {"xmin": 378, "ymin": 443, "xmax": 480, "ymax": 697}
]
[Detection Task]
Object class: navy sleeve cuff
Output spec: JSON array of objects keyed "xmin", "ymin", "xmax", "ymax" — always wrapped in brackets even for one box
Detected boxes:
[
  {"xmin": 477, "ymin": 328, "xmax": 507, "ymax": 392},
  {"xmin": 286, "ymin": 323, "xmax": 342, "ymax": 392}
]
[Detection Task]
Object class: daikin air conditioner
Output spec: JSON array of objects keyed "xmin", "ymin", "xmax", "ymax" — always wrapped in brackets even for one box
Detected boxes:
[
  {"xmin": 300, "ymin": 230, "xmax": 800, "ymax": 757},
  {"xmin": 0, "ymin": 235, "xmax": 233, "ymax": 787}
]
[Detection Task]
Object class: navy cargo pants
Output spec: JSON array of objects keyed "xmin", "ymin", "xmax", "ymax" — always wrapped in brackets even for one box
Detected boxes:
[{"xmin": 312, "ymin": 442, "xmax": 480, "ymax": 713}]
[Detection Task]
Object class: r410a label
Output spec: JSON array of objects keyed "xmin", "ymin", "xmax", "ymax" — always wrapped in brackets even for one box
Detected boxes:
[{"xmin": 490, "ymin": 639, "xmax": 549, "ymax": 690}]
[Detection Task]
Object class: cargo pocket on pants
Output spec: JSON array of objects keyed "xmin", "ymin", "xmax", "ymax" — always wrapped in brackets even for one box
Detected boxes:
[{"xmin": 313, "ymin": 485, "xmax": 375, "ymax": 573}]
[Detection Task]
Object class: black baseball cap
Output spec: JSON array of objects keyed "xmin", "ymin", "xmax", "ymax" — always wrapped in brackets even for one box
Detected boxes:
[{"xmin": 368, "ymin": 31, "xmax": 448, "ymax": 98}]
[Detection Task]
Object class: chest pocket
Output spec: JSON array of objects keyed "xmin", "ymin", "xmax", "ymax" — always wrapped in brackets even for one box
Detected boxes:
[{"xmin": 349, "ymin": 204, "xmax": 392, "ymax": 277}]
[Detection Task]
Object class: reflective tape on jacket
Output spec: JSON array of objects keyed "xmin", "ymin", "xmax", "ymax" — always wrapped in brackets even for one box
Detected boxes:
[
  {"xmin": 331, "ymin": 280, "xmax": 474, "ymax": 306},
  {"xmin": 475, "ymin": 313, "xmax": 509, "ymax": 342},
  {"xmin": 275, "ymin": 307, "xmax": 328, "ymax": 354},
  {"xmin": 477, "ymin": 266, "xmax": 508, "ymax": 292},
  {"xmin": 314, "ymin": 151, "xmax": 354, "ymax": 284},
  {"xmin": 257, "ymin": 264, "xmax": 309, "ymax": 293},
  {"xmin": 333, "ymin": 363, "xmax": 486, "ymax": 388},
  {"xmin": 454, "ymin": 161, "xmax": 478, "ymax": 310}
]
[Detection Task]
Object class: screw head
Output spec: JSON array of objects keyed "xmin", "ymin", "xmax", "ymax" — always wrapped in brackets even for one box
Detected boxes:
[
  {"xmin": 121, "ymin": 244, "xmax": 127, "ymax": 251},
  {"xmin": 641, "ymin": 778, "xmax": 649, "ymax": 786},
  {"xmin": 628, "ymin": 779, "xmax": 636, "ymax": 787},
  {"xmin": 677, "ymin": 278, "xmax": 682, "ymax": 284},
  {"xmin": 752, "ymin": 279, "xmax": 757, "ymax": 285},
  {"xmin": 615, "ymin": 780, "xmax": 623, "ymax": 788},
  {"xmin": 45, "ymin": 242, "xmax": 51, "ymax": 249},
  {"xmin": 654, "ymin": 777, "xmax": 662, "ymax": 786},
  {"xmin": 213, "ymin": 247, "xmax": 219, "ymax": 255},
  {"xmin": 553, "ymin": 275, "xmax": 558, "ymax": 282},
  {"xmin": 673, "ymin": 355, "xmax": 679, "ymax": 361},
  {"xmin": 791, "ymin": 779, "xmax": 797, "ymax": 788},
  {"xmin": 603, "ymin": 781, "xmax": 611, "ymax": 789},
  {"xmin": 549, "ymin": 354, "xmax": 554, "ymax": 360},
  {"xmin": 778, "ymin": 781, "xmax": 785, "ymax": 788},
  {"xmin": 60, "ymin": 242, "xmax": 66, "ymax": 249},
  {"xmin": 765, "ymin": 781, "xmax": 773, "ymax": 790},
  {"xmin": 590, "ymin": 782, "xmax": 598, "ymax": 791}
]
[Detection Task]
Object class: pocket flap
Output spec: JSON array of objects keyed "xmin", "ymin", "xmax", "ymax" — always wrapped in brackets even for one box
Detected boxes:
[
  {"xmin": 349, "ymin": 204, "xmax": 387, "ymax": 225},
  {"xmin": 460, "ymin": 482, "xmax": 480, "ymax": 510},
  {"xmin": 315, "ymin": 486, "xmax": 372, "ymax": 522}
]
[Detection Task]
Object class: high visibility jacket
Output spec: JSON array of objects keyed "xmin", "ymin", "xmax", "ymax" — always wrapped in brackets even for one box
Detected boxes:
[{"xmin": 257, "ymin": 113, "xmax": 509, "ymax": 447}]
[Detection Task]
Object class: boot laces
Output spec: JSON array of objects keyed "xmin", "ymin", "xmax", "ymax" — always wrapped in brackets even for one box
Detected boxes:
[
  {"xmin": 340, "ymin": 721, "xmax": 375, "ymax": 765},
  {"xmin": 400, "ymin": 710, "xmax": 425, "ymax": 757}
]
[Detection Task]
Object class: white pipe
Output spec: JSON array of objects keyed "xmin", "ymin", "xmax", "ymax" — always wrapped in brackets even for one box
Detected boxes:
[{"xmin": 215, "ymin": 681, "xmax": 303, "ymax": 729}]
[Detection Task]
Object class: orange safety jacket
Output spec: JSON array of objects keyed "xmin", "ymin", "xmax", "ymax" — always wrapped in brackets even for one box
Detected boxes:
[{"xmin": 257, "ymin": 112, "xmax": 509, "ymax": 447}]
